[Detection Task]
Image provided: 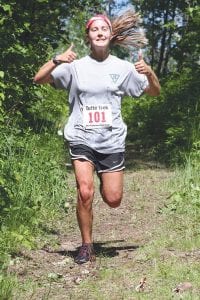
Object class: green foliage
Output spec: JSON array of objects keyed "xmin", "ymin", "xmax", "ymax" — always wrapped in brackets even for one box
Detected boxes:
[
  {"xmin": 174, "ymin": 3, "xmax": 200, "ymax": 70},
  {"xmin": 29, "ymin": 85, "xmax": 69, "ymax": 131},
  {"xmin": 123, "ymin": 67, "xmax": 199, "ymax": 163},
  {"xmin": 121, "ymin": 0, "xmax": 200, "ymax": 164},
  {"xmin": 0, "ymin": 0, "xmax": 104, "ymax": 129},
  {"xmin": 165, "ymin": 141, "xmax": 200, "ymax": 218},
  {"xmin": 133, "ymin": 0, "xmax": 200, "ymax": 76},
  {"xmin": 0, "ymin": 273, "xmax": 17, "ymax": 300},
  {"xmin": 0, "ymin": 124, "xmax": 75, "ymax": 296},
  {"xmin": 0, "ymin": 129, "xmax": 69, "ymax": 256}
]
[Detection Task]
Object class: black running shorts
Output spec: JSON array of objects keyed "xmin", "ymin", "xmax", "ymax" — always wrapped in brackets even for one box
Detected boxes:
[{"xmin": 69, "ymin": 144, "xmax": 125, "ymax": 173}]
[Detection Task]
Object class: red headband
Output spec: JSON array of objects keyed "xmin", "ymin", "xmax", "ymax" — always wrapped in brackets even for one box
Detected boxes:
[{"xmin": 86, "ymin": 15, "xmax": 112, "ymax": 30}]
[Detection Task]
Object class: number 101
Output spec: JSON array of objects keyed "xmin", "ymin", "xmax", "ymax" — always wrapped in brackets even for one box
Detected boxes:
[{"xmin": 88, "ymin": 111, "xmax": 106, "ymax": 123}]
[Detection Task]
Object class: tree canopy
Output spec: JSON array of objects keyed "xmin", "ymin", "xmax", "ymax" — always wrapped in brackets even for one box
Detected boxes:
[
  {"xmin": 0, "ymin": 0, "xmax": 104, "ymax": 127},
  {"xmin": 0, "ymin": 0, "xmax": 199, "ymax": 159}
]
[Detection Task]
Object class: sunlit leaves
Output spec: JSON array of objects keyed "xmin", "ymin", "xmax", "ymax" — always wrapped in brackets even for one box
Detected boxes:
[
  {"xmin": 0, "ymin": 4, "xmax": 12, "ymax": 15},
  {"xmin": 0, "ymin": 0, "xmax": 105, "ymax": 128},
  {"xmin": 131, "ymin": 0, "xmax": 200, "ymax": 75}
]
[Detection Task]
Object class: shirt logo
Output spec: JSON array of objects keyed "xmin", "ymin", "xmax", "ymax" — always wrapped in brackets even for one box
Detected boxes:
[{"xmin": 109, "ymin": 74, "xmax": 120, "ymax": 83}]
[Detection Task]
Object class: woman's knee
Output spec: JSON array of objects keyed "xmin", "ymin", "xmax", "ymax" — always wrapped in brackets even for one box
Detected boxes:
[
  {"xmin": 103, "ymin": 191, "xmax": 122, "ymax": 208},
  {"xmin": 78, "ymin": 184, "xmax": 94, "ymax": 204}
]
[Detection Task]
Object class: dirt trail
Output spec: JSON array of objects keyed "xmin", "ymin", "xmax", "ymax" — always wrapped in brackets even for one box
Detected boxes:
[{"xmin": 10, "ymin": 157, "xmax": 173, "ymax": 299}]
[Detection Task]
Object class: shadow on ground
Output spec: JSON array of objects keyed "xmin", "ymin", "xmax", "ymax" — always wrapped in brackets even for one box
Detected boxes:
[{"xmin": 46, "ymin": 240, "xmax": 140, "ymax": 259}]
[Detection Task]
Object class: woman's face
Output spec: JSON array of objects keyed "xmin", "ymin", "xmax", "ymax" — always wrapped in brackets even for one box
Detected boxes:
[{"xmin": 88, "ymin": 19, "xmax": 112, "ymax": 50}]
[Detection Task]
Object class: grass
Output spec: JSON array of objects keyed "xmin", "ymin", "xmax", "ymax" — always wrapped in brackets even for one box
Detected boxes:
[
  {"xmin": 68, "ymin": 148, "xmax": 200, "ymax": 300},
  {"xmin": 0, "ymin": 274, "xmax": 17, "ymax": 300},
  {"xmin": 0, "ymin": 128, "xmax": 70, "ymax": 298},
  {"xmin": 0, "ymin": 131, "xmax": 67, "ymax": 251},
  {"xmin": 0, "ymin": 126, "xmax": 199, "ymax": 299},
  {"xmin": 73, "ymin": 261, "xmax": 199, "ymax": 299}
]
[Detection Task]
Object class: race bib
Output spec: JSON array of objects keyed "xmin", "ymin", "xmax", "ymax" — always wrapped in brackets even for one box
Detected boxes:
[{"xmin": 83, "ymin": 104, "xmax": 112, "ymax": 128}]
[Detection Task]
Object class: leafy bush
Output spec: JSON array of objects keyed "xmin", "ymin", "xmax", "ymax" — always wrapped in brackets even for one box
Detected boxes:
[
  {"xmin": 122, "ymin": 67, "xmax": 200, "ymax": 164},
  {"xmin": 0, "ymin": 128, "xmax": 70, "ymax": 256},
  {"xmin": 166, "ymin": 141, "xmax": 200, "ymax": 217}
]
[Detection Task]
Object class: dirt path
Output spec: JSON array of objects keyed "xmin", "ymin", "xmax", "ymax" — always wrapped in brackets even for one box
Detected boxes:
[{"xmin": 10, "ymin": 158, "xmax": 173, "ymax": 299}]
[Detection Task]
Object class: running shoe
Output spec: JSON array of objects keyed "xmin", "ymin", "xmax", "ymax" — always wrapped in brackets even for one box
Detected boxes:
[{"xmin": 74, "ymin": 243, "xmax": 96, "ymax": 264}]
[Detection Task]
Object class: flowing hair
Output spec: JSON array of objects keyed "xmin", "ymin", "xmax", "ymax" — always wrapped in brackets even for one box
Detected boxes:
[{"xmin": 110, "ymin": 10, "xmax": 148, "ymax": 49}]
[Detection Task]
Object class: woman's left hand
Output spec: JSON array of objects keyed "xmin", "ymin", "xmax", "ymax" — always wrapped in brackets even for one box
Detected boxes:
[{"xmin": 134, "ymin": 51, "xmax": 152, "ymax": 77}]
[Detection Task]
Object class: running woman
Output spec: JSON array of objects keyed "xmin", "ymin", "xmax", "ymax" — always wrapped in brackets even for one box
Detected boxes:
[{"xmin": 34, "ymin": 12, "xmax": 160, "ymax": 264}]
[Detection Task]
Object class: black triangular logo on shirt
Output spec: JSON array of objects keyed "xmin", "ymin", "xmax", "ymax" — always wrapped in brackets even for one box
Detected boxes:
[{"xmin": 109, "ymin": 74, "xmax": 120, "ymax": 83}]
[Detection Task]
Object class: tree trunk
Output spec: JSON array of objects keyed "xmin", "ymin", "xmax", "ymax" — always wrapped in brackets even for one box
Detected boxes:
[{"xmin": 156, "ymin": 0, "xmax": 171, "ymax": 77}]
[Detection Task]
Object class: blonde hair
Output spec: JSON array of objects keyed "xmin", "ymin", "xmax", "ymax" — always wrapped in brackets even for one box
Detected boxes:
[{"xmin": 111, "ymin": 10, "xmax": 148, "ymax": 49}]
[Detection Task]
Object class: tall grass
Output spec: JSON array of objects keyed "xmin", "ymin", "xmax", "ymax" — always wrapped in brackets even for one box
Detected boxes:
[
  {"xmin": 163, "ymin": 140, "xmax": 200, "ymax": 249},
  {"xmin": 0, "ymin": 128, "xmax": 71, "ymax": 298},
  {"xmin": 0, "ymin": 274, "xmax": 17, "ymax": 300},
  {"xmin": 140, "ymin": 141, "xmax": 200, "ymax": 298}
]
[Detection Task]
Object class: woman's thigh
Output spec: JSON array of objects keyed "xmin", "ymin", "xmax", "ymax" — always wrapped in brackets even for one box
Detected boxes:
[
  {"xmin": 99, "ymin": 171, "xmax": 124, "ymax": 205},
  {"xmin": 73, "ymin": 160, "xmax": 94, "ymax": 183}
]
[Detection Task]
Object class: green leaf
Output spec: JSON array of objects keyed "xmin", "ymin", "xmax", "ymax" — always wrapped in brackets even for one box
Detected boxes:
[
  {"xmin": 1, "ymin": 4, "xmax": 11, "ymax": 12},
  {"xmin": 0, "ymin": 17, "xmax": 6, "ymax": 25},
  {"xmin": 24, "ymin": 22, "xmax": 30, "ymax": 30},
  {"xmin": 0, "ymin": 71, "xmax": 4, "ymax": 78},
  {"xmin": 0, "ymin": 93, "xmax": 5, "ymax": 101}
]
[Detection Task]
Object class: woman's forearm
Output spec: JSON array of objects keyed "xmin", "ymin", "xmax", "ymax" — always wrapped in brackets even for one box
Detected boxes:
[
  {"xmin": 145, "ymin": 70, "xmax": 161, "ymax": 96},
  {"xmin": 33, "ymin": 60, "xmax": 56, "ymax": 84},
  {"xmin": 34, "ymin": 44, "xmax": 77, "ymax": 85}
]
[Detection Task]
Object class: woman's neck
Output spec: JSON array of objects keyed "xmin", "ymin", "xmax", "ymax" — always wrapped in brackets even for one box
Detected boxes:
[{"xmin": 90, "ymin": 48, "xmax": 110, "ymax": 62}]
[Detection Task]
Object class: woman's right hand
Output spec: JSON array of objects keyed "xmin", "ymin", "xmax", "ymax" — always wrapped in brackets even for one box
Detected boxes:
[
  {"xmin": 34, "ymin": 43, "xmax": 77, "ymax": 84},
  {"xmin": 56, "ymin": 43, "xmax": 77, "ymax": 63}
]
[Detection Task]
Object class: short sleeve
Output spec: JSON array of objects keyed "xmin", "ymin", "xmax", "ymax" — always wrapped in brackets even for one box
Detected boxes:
[
  {"xmin": 121, "ymin": 64, "xmax": 149, "ymax": 97},
  {"xmin": 51, "ymin": 63, "xmax": 73, "ymax": 90}
]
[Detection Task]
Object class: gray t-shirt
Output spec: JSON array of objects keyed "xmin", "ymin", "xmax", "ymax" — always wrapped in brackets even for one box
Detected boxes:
[{"xmin": 51, "ymin": 54, "xmax": 148, "ymax": 153}]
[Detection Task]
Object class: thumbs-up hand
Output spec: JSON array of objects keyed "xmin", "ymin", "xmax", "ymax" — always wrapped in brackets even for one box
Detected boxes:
[
  {"xmin": 56, "ymin": 43, "xmax": 77, "ymax": 63},
  {"xmin": 134, "ymin": 49, "xmax": 152, "ymax": 76},
  {"xmin": 138, "ymin": 49, "xmax": 143, "ymax": 61}
]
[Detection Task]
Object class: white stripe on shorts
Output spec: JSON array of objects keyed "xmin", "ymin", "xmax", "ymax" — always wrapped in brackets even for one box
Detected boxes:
[{"xmin": 69, "ymin": 148, "xmax": 94, "ymax": 165}]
